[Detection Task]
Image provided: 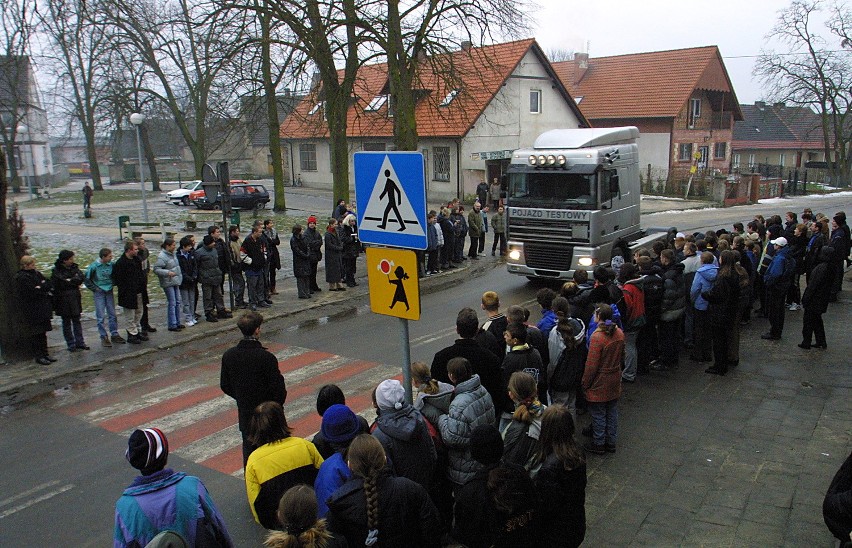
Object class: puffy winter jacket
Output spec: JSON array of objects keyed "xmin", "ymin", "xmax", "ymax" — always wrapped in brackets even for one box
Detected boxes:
[
  {"xmin": 660, "ymin": 262, "xmax": 686, "ymax": 321},
  {"xmin": 372, "ymin": 405, "xmax": 437, "ymax": 490},
  {"xmin": 194, "ymin": 245, "xmax": 223, "ymax": 286},
  {"xmin": 690, "ymin": 264, "xmax": 718, "ymax": 311},
  {"xmin": 438, "ymin": 374, "xmax": 496, "ymax": 485},
  {"xmin": 153, "ymin": 249, "xmax": 183, "ymax": 288}
]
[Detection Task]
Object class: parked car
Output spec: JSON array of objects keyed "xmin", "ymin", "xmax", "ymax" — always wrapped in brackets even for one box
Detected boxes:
[
  {"xmin": 192, "ymin": 183, "xmax": 270, "ymax": 210},
  {"xmin": 187, "ymin": 179, "xmax": 250, "ymax": 205},
  {"xmin": 164, "ymin": 181, "xmax": 204, "ymax": 206}
]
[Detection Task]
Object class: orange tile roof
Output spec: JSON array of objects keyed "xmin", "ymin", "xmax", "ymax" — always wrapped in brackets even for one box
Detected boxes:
[
  {"xmin": 553, "ymin": 46, "xmax": 743, "ymax": 121},
  {"xmin": 280, "ymin": 39, "xmax": 586, "ymax": 139}
]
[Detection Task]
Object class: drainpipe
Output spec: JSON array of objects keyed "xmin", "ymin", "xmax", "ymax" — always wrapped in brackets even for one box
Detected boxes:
[{"xmin": 456, "ymin": 139, "xmax": 461, "ymax": 200}]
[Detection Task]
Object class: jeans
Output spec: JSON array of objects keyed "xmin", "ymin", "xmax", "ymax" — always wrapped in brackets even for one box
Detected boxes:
[
  {"xmin": 163, "ymin": 285, "xmax": 182, "ymax": 328},
  {"xmin": 622, "ymin": 330, "xmax": 638, "ymax": 381},
  {"xmin": 246, "ymin": 271, "xmax": 264, "ymax": 305},
  {"xmin": 588, "ymin": 399, "xmax": 618, "ymax": 447},
  {"xmin": 180, "ymin": 287, "xmax": 196, "ymax": 324},
  {"xmin": 93, "ymin": 289, "xmax": 119, "ymax": 338},
  {"xmin": 61, "ymin": 315, "xmax": 85, "ymax": 349}
]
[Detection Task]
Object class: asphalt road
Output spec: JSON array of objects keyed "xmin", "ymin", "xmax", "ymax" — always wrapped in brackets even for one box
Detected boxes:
[{"xmin": 1, "ymin": 189, "xmax": 851, "ymax": 546}]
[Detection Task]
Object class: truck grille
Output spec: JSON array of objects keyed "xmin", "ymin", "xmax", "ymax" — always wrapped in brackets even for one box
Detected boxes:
[{"xmin": 523, "ymin": 242, "xmax": 574, "ymax": 271}]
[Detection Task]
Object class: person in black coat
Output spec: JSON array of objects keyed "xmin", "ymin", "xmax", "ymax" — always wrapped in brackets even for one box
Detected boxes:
[
  {"xmin": 240, "ymin": 226, "xmax": 269, "ymax": 310},
  {"xmin": 701, "ymin": 250, "xmax": 740, "ymax": 376},
  {"xmin": 823, "ymin": 449, "xmax": 852, "ymax": 547},
  {"xmin": 262, "ymin": 220, "xmax": 281, "ymax": 296},
  {"xmin": 324, "ymin": 219, "xmax": 345, "ymax": 291},
  {"xmin": 112, "ymin": 240, "xmax": 149, "ymax": 343},
  {"xmin": 220, "ymin": 311, "xmax": 287, "ymax": 465},
  {"xmin": 339, "ymin": 214, "xmax": 361, "ymax": 287},
  {"xmin": 326, "ymin": 434, "xmax": 443, "ymax": 548},
  {"xmin": 15, "ymin": 256, "xmax": 56, "ymax": 365},
  {"xmin": 51, "ymin": 250, "xmax": 89, "ymax": 352},
  {"xmin": 304, "ymin": 215, "xmax": 324, "ymax": 293},
  {"xmin": 290, "ymin": 224, "xmax": 312, "ymax": 299},
  {"xmin": 534, "ymin": 404, "xmax": 587, "ymax": 548},
  {"xmin": 800, "ymin": 246, "xmax": 835, "ymax": 350},
  {"xmin": 453, "ymin": 424, "xmax": 541, "ymax": 548}
]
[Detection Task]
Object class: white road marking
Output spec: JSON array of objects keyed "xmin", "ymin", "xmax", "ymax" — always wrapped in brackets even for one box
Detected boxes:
[{"xmin": 0, "ymin": 483, "xmax": 75, "ymax": 519}]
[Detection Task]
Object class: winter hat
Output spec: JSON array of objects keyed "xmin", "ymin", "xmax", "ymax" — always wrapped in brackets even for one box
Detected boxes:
[
  {"xmin": 126, "ymin": 428, "xmax": 169, "ymax": 475},
  {"xmin": 610, "ymin": 255, "xmax": 625, "ymax": 277},
  {"xmin": 470, "ymin": 424, "xmax": 504, "ymax": 465},
  {"xmin": 308, "ymin": 215, "xmax": 318, "ymax": 224},
  {"xmin": 202, "ymin": 234, "xmax": 215, "ymax": 246},
  {"xmin": 767, "ymin": 224, "xmax": 781, "ymax": 237},
  {"xmin": 320, "ymin": 404, "xmax": 361, "ymax": 444},
  {"xmin": 770, "ymin": 236, "xmax": 788, "ymax": 247},
  {"xmin": 375, "ymin": 379, "xmax": 405, "ymax": 411}
]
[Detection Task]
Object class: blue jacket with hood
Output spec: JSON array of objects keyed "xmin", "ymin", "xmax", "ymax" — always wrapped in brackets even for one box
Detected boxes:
[{"xmin": 690, "ymin": 264, "xmax": 718, "ymax": 311}]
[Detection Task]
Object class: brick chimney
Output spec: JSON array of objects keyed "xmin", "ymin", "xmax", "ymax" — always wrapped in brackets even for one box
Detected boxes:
[
  {"xmin": 574, "ymin": 52, "xmax": 589, "ymax": 84},
  {"xmin": 460, "ymin": 41, "xmax": 472, "ymax": 52}
]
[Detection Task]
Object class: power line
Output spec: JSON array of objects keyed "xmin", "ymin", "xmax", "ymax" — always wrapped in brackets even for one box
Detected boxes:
[{"xmin": 724, "ymin": 49, "xmax": 849, "ymax": 59}]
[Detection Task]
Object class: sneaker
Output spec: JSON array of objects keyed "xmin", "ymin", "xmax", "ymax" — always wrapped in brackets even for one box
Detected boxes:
[
  {"xmin": 101, "ymin": 336, "xmax": 112, "ymax": 347},
  {"xmin": 788, "ymin": 303, "xmax": 801, "ymax": 311},
  {"xmin": 111, "ymin": 334, "xmax": 126, "ymax": 344},
  {"xmin": 256, "ymin": 301, "xmax": 271, "ymax": 308}
]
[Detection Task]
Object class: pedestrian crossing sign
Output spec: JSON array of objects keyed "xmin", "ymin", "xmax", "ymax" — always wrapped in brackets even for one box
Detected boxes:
[
  {"xmin": 354, "ymin": 152, "xmax": 427, "ymax": 250},
  {"xmin": 365, "ymin": 247, "xmax": 420, "ymax": 320}
]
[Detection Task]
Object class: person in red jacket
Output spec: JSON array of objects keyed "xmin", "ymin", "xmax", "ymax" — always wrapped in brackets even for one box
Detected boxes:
[{"xmin": 582, "ymin": 304, "xmax": 625, "ymax": 454}]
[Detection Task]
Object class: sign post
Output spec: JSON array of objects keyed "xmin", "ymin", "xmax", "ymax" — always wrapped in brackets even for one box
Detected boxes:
[{"xmin": 355, "ymin": 152, "xmax": 427, "ymax": 404}]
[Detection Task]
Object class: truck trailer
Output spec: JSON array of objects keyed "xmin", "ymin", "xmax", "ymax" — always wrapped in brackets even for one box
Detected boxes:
[{"xmin": 505, "ymin": 126, "xmax": 673, "ymax": 280}]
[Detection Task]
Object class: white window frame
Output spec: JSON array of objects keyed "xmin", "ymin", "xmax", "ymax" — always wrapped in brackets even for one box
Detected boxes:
[
  {"xmin": 733, "ymin": 153, "xmax": 741, "ymax": 169},
  {"xmin": 678, "ymin": 143, "xmax": 693, "ymax": 161},
  {"xmin": 529, "ymin": 89, "xmax": 542, "ymax": 114},
  {"xmin": 688, "ymin": 98, "xmax": 701, "ymax": 128},
  {"xmin": 748, "ymin": 153, "xmax": 755, "ymax": 169},
  {"xmin": 440, "ymin": 89, "xmax": 460, "ymax": 107},
  {"xmin": 714, "ymin": 142, "xmax": 727, "ymax": 159},
  {"xmin": 299, "ymin": 143, "xmax": 317, "ymax": 172},
  {"xmin": 779, "ymin": 153, "xmax": 786, "ymax": 167}
]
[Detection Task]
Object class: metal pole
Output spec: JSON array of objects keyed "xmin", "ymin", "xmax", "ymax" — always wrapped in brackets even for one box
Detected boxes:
[
  {"xmin": 400, "ymin": 318, "xmax": 412, "ymax": 405},
  {"xmin": 30, "ymin": 143, "xmax": 38, "ymax": 198},
  {"xmin": 135, "ymin": 124, "xmax": 149, "ymax": 223}
]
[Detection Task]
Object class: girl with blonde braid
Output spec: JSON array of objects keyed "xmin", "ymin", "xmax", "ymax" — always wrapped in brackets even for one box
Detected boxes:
[{"xmin": 326, "ymin": 434, "xmax": 443, "ymax": 547}]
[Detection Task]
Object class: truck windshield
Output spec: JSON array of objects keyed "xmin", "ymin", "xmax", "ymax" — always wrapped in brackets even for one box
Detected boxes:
[{"xmin": 506, "ymin": 171, "xmax": 596, "ymax": 209}]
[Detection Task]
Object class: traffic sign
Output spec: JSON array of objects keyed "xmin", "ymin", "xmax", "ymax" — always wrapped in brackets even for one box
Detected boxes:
[
  {"xmin": 354, "ymin": 152, "xmax": 427, "ymax": 249},
  {"xmin": 365, "ymin": 248, "xmax": 420, "ymax": 320}
]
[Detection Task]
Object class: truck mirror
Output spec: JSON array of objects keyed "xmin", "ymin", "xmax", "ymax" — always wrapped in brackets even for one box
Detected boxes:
[{"xmin": 609, "ymin": 175, "xmax": 620, "ymax": 195}]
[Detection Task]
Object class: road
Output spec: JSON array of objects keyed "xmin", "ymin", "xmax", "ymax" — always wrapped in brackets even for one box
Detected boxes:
[{"xmin": 1, "ymin": 190, "xmax": 851, "ymax": 546}]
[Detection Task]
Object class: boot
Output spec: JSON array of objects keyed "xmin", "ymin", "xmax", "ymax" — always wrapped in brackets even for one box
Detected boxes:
[
  {"xmin": 127, "ymin": 330, "xmax": 142, "ymax": 344},
  {"xmin": 206, "ymin": 313, "xmax": 218, "ymax": 323}
]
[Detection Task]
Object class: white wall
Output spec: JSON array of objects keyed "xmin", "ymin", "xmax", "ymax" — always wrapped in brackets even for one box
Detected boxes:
[{"xmin": 637, "ymin": 132, "xmax": 671, "ymax": 185}]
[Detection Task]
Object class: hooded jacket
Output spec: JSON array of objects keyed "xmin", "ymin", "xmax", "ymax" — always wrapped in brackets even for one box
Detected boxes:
[
  {"xmin": 438, "ymin": 374, "xmax": 496, "ymax": 485},
  {"xmin": 414, "ymin": 381, "xmax": 455, "ymax": 426},
  {"xmin": 114, "ymin": 469, "xmax": 233, "ymax": 548},
  {"xmin": 153, "ymin": 249, "xmax": 183, "ymax": 288},
  {"xmin": 372, "ymin": 405, "xmax": 437, "ymax": 490},
  {"xmin": 764, "ymin": 245, "xmax": 794, "ymax": 291},
  {"xmin": 195, "ymin": 245, "xmax": 223, "ymax": 286},
  {"xmin": 802, "ymin": 246, "xmax": 836, "ymax": 315},
  {"xmin": 690, "ymin": 264, "xmax": 718, "ymax": 311}
]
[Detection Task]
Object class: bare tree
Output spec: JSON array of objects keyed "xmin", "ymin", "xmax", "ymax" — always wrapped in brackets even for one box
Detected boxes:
[
  {"xmin": 39, "ymin": 0, "xmax": 112, "ymax": 190},
  {"xmin": 755, "ymin": 0, "xmax": 852, "ymax": 186},
  {"xmin": 547, "ymin": 48, "xmax": 576, "ymax": 63},
  {"xmin": 0, "ymin": 0, "xmax": 39, "ymax": 193}
]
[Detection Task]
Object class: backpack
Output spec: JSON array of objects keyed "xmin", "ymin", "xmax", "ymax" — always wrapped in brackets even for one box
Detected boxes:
[
  {"xmin": 781, "ymin": 253, "xmax": 797, "ymax": 281},
  {"xmin": 621, "ymin": 283, "xmax": 647, "ymax": 331},
  {"xmin": 550, "ymin": 346, "xmax": 586, "ymax": 393}
]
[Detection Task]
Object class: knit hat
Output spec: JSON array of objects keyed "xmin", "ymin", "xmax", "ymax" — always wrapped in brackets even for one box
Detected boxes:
[
  {"xmin": 308, "ymin": 215, "xmax": 318, "ymax": 224},
  {"xmin": 770, "ymin": 236, "xmax": 788, "ymax": 247},
  {"xmin": 58, "ymin": 250, "xmax": 74, "ymax": 262},
  {"xmin": 470, "ymin": 424, "xmax": 504, "ymax": 465},
  {"xmin": 610, "ymin": 255, "xmax": 625, "ymax": 277},
  {"xmin": 375, "ymin": 379, "xmax": 405, "ymax": 411},
  {"xmin": 126, "ymin": 428, "xmax": 169, "ymax": 475},
  {"xmin": 767, "ymin": 224, "xmax": 781, "ymax": 237},
  {"xmin": 320, "ymin": 404, "xmax": 361, "ymax": 444}
]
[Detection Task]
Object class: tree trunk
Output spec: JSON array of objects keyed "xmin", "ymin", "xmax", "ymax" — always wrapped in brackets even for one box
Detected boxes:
[
  {"xmin": 261, "ymin": 13, "xmax": 286, "ymax": 211},
  {"xmin": 0, "ymin": 148, "xmax": 26, "ymax": 354},
  {"xmin": 139, "ymin": 123, "xmax": 160, "ymax": 192},
  {"xmin": 83, "ymin": 123, "xmax": 104, "ymax": 191},
  {"xmin": 385, "ymin": 1, "xmax": 418, "ymax": 151}
]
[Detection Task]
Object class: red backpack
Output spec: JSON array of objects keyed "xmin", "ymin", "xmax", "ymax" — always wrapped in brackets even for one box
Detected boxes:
[{"xmin": 621, "ymin": 283, "xmax": 646, "ymax": 330}]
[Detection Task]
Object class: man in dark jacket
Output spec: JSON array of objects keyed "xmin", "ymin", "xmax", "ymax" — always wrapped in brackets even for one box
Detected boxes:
[
  {"xmin": 633, "ymin": 256, "xmax": 664, "ymax": 371},
  {"xmin": 823, "ymin": 449, "xmax": 852, "ymax": 546},
  {"xmin": 241, "ymin": 225, "xmax": 269, "ymax": 311},
  {"xmin": 762, "ymin": 237, "xmax": 795, "ymax": 340},
  {"xmin": 196, "ymin": 235, "xmax": 231, "ymax": 322},
  {"xmin": 220, "ymin": 311, "xmax": 287, "ymax": 465},
  {"xmin": 829, "ymin": 212, "xmax": 851, "ymax": 301},
  {"xmin": 655, "ymin": 250, "xmax": 685, "ymax": 371},
  {"xmin": 112, "ymin": 240, "xmax": 148, "ymax": 344},
  {"xmin": 431, "ymin": 307, "xmax": 502, "ymax": 408},
  {"xmin": 800, "ymin": 246, "xmax": 835, "ymax": 349},
  {"xmin": 304, "ymin": 215, "xmax": 324, "ymax": 293}
]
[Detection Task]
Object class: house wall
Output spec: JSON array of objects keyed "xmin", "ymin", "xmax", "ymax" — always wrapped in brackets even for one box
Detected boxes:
[
  {"xmin": 730, "ymin": 147, "xmax": 826, "ymax": 169},
  {"xmin": 590, "ymin": 117, "xmax": 672, "ymax": 181},
  {"xmin": 671, "ymin": 91, "xmax": 736, "ymax": 177}
]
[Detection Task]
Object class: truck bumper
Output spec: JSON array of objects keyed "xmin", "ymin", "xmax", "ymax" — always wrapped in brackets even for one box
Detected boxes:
[{"xmin": 506, "ymin": 240, "xmax": 599, "ymax": 280}]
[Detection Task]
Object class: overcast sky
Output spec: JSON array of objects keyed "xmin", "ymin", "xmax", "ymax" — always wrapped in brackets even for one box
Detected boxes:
[{"xmin": 529, "ymin": 0, "xmax": 835, "ymax": 105}]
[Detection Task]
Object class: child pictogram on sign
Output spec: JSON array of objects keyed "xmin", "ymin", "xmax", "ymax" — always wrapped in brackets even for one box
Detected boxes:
[{"xmin": 388, "ymin": 265, "xmax": 410, "ymax": 311}]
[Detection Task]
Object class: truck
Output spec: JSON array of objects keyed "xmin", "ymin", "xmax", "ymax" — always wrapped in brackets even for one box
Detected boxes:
[{"xmin": 505, "ymin": 126, "xmax": 674, "ymax": 280}]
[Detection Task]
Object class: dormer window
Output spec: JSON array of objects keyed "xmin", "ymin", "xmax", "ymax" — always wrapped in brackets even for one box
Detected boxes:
[
  {"xmin": 366, "ymin": 95, "xmax": 388, "ymax": 112},
  {"xmin": 308, "ymin": 102, "xmax": 323, "ymax": 115},
  {"xmin": 440, "ymin": 89, "xmax": 460, "ymax": 107},
  {"xmin": 574, "ymin": 96, "xmax": 583, "ymax": 104}
]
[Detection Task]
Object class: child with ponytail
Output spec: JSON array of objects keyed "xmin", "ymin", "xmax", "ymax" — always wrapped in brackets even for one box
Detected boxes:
[
  {"xmin": 582, "ymin": 304, "xmax": 625, "ymax": 455},
  {"xmin": 500, "ymin": 371, "xmax": 546, "ymax": 475},
  {"xmin": 264, "ymin": 485, "xmax": 346, "ymax": 548}
]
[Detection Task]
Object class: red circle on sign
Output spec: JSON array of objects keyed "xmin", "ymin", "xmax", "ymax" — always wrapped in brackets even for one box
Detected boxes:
[{"xmin": 379, "ymin": 259, "xmax": 391, "ymax": 274}]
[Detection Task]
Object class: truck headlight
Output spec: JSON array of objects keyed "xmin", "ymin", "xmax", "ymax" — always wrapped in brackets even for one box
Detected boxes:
[
  {"xmin": 578, "ymin": 257, "xmax": 595, "ymax": 267},
  {"xmin": 508, "ymin": 249, "xmax": 521, "ymax": 261}
]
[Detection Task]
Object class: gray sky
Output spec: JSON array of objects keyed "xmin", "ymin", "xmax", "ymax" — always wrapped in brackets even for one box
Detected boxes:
[{"xmin": 530, "ymin": 0, "xmax": 834, "ymax": 105}]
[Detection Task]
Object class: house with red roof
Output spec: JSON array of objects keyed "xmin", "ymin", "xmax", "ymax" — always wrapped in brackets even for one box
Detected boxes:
[
  {"xmin": 279, "ymin": 39, "xmax": 588, "ymax": 203},
  {"xmin": 731, "ymin": 101, "xmax": 826, "ymax": 172},
  {"xmin": 552, "ymin": 46, "xmax": 743, "ymax": 187}
]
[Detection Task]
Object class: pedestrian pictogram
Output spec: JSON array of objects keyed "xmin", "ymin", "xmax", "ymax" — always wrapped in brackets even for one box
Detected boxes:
[
  {"xmin": 366, "ymin": 248, "xmax": 420, "ymax": 320},
  {"xmin": 355, "ymin": 152, "xmax": 427, "ymax": 249}
]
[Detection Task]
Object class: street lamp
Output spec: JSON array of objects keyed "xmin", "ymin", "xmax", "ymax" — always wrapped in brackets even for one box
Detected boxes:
[
  {"xmin": 129, "ymin": 113, "xmax": 149, "ymax": 223},
  {"xmin": 16, "ymin": 124, "xmax": 34, "ymax": 199}
]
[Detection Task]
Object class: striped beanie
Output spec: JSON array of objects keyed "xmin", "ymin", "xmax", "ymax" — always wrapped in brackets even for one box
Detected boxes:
[{"xmin": 126, "ymin": 428, "xmax": 169, "ymax": 475}]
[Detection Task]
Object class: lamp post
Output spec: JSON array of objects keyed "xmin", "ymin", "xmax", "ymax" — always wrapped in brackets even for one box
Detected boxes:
[
  {"xmin": 16, "ymin": 124, "xmax": 33, "ymax": 199},
  {"xmin": 129, "ymin": 113, "xmax": 149, "ymax": 223}
]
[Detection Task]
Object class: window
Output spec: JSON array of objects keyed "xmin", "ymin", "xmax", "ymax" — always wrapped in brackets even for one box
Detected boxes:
[
  {"xmin": 440, "ymin": 89, "xmax": 460, "ymax": 107},
  {"xmin": 688, "ymin": 98, "xmax": 701, "ymax": 127},
  {"xmin": 308, "ymin": 102, "xmax": 323, "ymax": 116},
  {"xmin": 365, "ymin": 95, "xmax": 388, "ymax": 112},
  {"xmin": 299, "ymin": 143, "xmax": 317, "ymax": 171},
  {"xmin": 433, "ymin": 146, "xmax": 450, "ymax": 181},
  {"xmin": 529, "ymin": 90, "xmax": 541, "ymax": 114},
  {"xmin": 363, "ymin": 142, "xmax": 386, "ymax": 151},
  {"xmin": 748, "ymin": 153, "xmax": 755, "ymax": 169},
  {"xmin": 733, "ymin": 153, "xmax": 741, "ymax": 169},
  {"xmin": 779, "ymin": 153, "xmax": 786, "ymax": 167},
  {"xmin": 678, "ymin": 143, "xmax": 693, "ymax": 161},
  {"xmin": 714, "ymin": 142, "xmax": 726, "ymax": 159}
]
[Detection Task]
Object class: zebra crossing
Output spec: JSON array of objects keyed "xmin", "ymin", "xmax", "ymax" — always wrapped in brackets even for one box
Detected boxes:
[{"xmin": 56, "ymin": 342, "xmax": 396, "ymax": 477}]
